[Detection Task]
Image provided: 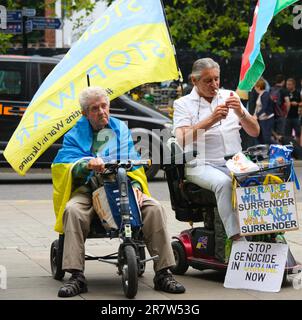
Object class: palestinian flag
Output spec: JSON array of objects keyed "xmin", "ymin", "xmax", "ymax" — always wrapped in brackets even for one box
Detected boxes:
[{"xmin": 238, "ymin": 0, "xmax": 299, "ymax": 91}]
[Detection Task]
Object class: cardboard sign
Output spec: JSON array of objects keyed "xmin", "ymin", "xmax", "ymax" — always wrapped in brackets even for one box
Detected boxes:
[
  {"xmin": 236, "ymin": 182, "xmax": 299, "ymax": 236},
  {"xmin": 224, "ymin": 241, "xmax": 288, "ymax": 292}
]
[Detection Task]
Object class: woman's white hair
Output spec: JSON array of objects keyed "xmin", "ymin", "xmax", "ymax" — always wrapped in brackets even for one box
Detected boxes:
[
  {"xmin": 191, "ymin": 58, "xmax": 220, "ymax": 81},
  {"xmin": 79, "ymin": 86, "xmax": 110, "ymax": 112}
]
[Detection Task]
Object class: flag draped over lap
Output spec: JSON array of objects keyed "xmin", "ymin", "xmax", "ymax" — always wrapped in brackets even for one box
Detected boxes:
[
  {"xmin": 238, "ymin": 0, "xmax": 299, "ymax": 91},
  {"xmin": 4, "ymin": 0, "xmax": 179, "ymax": 175}
]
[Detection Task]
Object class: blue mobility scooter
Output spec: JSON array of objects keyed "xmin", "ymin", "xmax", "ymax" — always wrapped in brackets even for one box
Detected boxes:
[
  {"xmin": 50, "ymin": 159, "xmax": 157, "ymax": 299},
  {"xmin": 163, "ymin": 140, "xmax": 301, "ymax": 284}
]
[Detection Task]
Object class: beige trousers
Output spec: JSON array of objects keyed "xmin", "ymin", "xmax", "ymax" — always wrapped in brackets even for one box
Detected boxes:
[{"xmin": 62, "ymin": 190, "xmax": 175, "ymax": 273}]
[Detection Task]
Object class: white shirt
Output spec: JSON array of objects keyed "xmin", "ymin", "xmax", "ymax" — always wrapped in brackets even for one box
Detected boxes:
[{"xmin": 173, "ymin": 87, "xmax": 249, "ymax": 166}]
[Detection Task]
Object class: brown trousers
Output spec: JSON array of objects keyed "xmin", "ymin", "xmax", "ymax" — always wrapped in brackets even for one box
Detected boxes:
[{"xmin": 62, "ymin": 190, "xmax": 175, "ymax": 273}]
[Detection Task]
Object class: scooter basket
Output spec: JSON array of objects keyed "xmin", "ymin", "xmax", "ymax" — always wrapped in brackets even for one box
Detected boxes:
[
  {"xmin": 93, "ymin": 180, "xmax": 142, "ymax": 231},
  {"xmin": 233, "ymin": 162, "xmax": 292, "ymax": 187}
]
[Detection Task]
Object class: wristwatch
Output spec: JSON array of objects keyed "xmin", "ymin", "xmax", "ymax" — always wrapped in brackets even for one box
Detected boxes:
[{"xmin": 239, "ymin": 110, "xmax": 247, "ymax": 121}]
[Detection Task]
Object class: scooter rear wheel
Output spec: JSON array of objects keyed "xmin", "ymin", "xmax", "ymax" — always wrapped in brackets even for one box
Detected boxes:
[
  {"xmin": 121, "ymin": 245, "xmax": 138, "ymax": 299},
  {"xmin": 170, "ymin": 241, "xmax": 189, "ymax": 275}
]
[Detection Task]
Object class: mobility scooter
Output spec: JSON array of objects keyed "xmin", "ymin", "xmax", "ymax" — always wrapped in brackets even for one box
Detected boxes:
[
  {"xmin": 163, "ymin": 139, "xmax": 300, "ymax": 284},
  {"xmin": 50, "ymin": 159, "xmax": 157, "ymax": 299}
]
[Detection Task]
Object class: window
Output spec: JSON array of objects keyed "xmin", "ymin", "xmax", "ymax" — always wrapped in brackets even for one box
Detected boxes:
[
  {"xmin": 0, "ymin": 61, "xmax": 26, "ymax": 100},
  {"xmin": 0, "ymin": 70, "xmax": 22, "ymax": 95},
  {"xmin": 39, "ymin": 63, "xmax": 56, "ymax": 84}
]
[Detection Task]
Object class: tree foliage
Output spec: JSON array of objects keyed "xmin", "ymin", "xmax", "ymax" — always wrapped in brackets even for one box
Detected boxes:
[
  {"xmin": 0, "ymin": 0, "xmax": 96, "ymax": 52},
  {"xmin": 105, "ymin": 0, "xmax": 296, "ymax": 58},
  {"xmin": 2, "ymin": 0, "xmax": 296, "ymax": 56},
  {"xmin": 0, "ymin": 0, "xmax": 18, "ymax": 52},
  {"xmin": 0, "ymin": 34, "xmax": 13, "ymax": 54},
  {"xmin": 164, "ymin": 0, "xmax": 296, "ymax": 58},
  {"xmin": 61, "ymin": 0, "xmax": 95, "ymax": 31}
]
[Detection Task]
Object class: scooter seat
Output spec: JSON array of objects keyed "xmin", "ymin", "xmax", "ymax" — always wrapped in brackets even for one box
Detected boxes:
[{"xmin": 183, "ymin": 182, "xmax": 217, "ymax": 207}]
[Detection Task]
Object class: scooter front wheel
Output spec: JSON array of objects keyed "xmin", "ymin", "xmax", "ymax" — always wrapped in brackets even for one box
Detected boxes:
[
  {"xmin": 170, "ymin": 241, "xmax": 189, "ymax": 275},
  {"xmin": 121, "ymin": 245, "xmax": 138, "ymax": 299}
]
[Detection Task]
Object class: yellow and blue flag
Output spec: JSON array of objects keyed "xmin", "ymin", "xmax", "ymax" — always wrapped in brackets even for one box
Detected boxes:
[{"xmin": 4, "ymin": 0, "xmax": 179, "ymax": 175}]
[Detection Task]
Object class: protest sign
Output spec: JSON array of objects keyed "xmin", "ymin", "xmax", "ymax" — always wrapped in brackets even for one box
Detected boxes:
[
  {"xmin": 236, "ymin": 182, "xmax": 299, "ymax": 236},
  {"xmin": 224, "ymin": 241, "xmax": 288, "ymax": 292}
]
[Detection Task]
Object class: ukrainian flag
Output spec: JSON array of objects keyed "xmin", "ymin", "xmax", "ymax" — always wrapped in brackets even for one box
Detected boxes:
[
  {"xmin": 4, "ymin": 0, "xmax": 179, "ymax": 175},
  {"xmin": 52, "ymin": 116, "xmax": 150, "ymax": 233}
]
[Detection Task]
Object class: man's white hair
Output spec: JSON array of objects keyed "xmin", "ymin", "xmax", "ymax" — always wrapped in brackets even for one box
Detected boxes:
[
  {"xmin": 191, "ymin": 58, "xmax": 220, "ymax": 81},
  {"xmin": 79, "ymin": 86, "xmax": 110, "ymax": 112}
]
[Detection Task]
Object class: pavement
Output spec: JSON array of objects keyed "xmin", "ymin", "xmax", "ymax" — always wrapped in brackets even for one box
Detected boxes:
[{"xmin": 0, "ymin": 198, "xmax": 302, "ymax": 301}]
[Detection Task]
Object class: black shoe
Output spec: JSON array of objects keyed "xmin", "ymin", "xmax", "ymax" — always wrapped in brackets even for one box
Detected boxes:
[
  {"xmin": 153, "ymin": 270, "xmax": 185, "ymax": 294},
  {"xmin": 58, "ymin": 273, "xmax": 88, "ymax": 298}
]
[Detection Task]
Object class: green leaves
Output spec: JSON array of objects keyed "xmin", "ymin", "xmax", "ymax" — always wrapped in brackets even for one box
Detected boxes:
[
  {"xmin": 0, "ymin": 34, "xmax": 13, "ymax": 54},
  {"xmin": 163, "ymin": 0, "xmax": 296, "ymax": 58},
  {"xmin": 0, "ymin": 0, "xmax": 97, "ymax": 51},
  {"xmin": 62, "ymin": 0, "xmax": 95, "ymax": 19}
]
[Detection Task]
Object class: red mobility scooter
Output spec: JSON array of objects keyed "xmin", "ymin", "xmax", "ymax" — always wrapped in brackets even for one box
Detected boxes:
[{"xmin": 163, "ymin": 140, "xmax": 301, "ymax": 283}]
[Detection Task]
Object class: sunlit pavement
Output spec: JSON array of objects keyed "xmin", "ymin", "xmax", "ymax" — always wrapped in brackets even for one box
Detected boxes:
[{"xmin": 0, "ymin": 198, "xmax": 301, "ymax": 300}]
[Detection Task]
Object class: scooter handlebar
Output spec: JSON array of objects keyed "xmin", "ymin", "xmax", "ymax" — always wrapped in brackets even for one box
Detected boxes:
[{"xmin": 103, "ymin": 159, "xmax": 151, "ymax": 168}]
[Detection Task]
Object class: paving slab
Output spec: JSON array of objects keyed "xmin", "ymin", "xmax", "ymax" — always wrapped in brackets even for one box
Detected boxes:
[{"xmin": 0, "ymin": 199, "xmax": 301, "ymax": 300}]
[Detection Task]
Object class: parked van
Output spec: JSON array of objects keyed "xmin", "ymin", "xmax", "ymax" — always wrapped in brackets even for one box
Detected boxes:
[{"xmin": 0, "ymin": 55, "xmax": 172, "ymax": 179}]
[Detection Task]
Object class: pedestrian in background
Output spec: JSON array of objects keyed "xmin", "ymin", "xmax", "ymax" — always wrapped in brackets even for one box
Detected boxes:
[
  {"xmin": 285, "ymin": 78, "xmax": 302, "ymax": 143},
  {"xmin": 270, "ymin": 74, "xmax": 290, "ymax": 136},
  {"xmin": 253, "ymin": 78, "xmax": 274, "ymax": 145}
]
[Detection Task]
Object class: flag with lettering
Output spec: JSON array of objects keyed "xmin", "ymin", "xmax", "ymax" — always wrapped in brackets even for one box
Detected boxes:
[
  {"xmin": 4, "ymin": 0, "xmax": 179, "ymax": 175},
  {"xmin": 238, "ymin": 0, "xmax": 299, "ymax": 91}
]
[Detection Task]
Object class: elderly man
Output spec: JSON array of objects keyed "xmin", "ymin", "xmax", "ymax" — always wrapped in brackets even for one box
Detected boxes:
[
  {"xmin": 173, "ymin": 58, "xmax": 260, "ymax": 241},
  {"xmin": 52, "ymin": 86, "xmax": 185, "ymax": 297}
]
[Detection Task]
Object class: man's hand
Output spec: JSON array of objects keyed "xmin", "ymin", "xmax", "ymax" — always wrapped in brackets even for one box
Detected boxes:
[
  {"xmin": 225, "ymin": 95, "xmax": 244, "ymax": 118},
  {"xmin": 87, "ymin": 157, "xmax": 105, "ymax": 173},
  {"xmin": 133, "ymin": 187, "xmax": 143, "ymax": 207},
  {"xmin": 211, "ymin": 104, "xmax": 229, "ymax": 122}
]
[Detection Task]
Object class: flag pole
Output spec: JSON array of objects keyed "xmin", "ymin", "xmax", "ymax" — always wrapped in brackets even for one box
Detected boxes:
[{"xmin": 159, "ymin": 0, "xmax": 183, "ymax": 86}]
